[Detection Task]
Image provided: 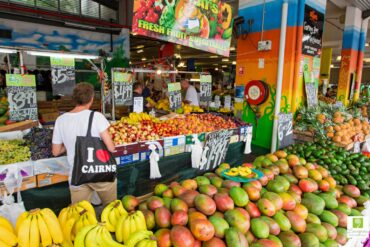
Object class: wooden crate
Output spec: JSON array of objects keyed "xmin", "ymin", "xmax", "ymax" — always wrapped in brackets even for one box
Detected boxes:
[
  {"xmin": 0, "ymin": 120, "xmax": 39, "ymax": 132},
  {"xmin": 293, "ymin": 130, "xmax": 315, "ymax": 143},
  {"xmin": 37, "ymin": 173, "xmax": 68, "ymax": 187},
  {"xmin": 0, "ymin": 176, "xmax": 37, "ymax": 194}
]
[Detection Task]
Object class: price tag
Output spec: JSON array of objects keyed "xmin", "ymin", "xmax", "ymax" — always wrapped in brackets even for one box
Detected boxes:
[
  {"xmin": 133, "ymin": 97, "xmax": 143, "ymax": 113},
  {"xmin": 353, "ymin": 141, "xmax": 361, "ymax": 153},
  {"xmin": 224, "ymin": 95, "xmax": 231, "ymax": 110},
  {"xmin": 50, "ymin": 57, "xmax": 75, "ymax": 96},
  {"xmin": 6, "ymin": 74, "xmax": 38, "ymax": 121},
  {"xmin": 113, "ymin": 70, "xmax": 133, "ymax": 106},
  {"xmin": 200, "ymin": 74, "xmax": 212, "ymax": 101},
  {"xmin": 305, "ymin": 82, "xmax": 318, "ymax": 108},
  {"xmin": 168, "ymin": 83, "xmax": 182, "ymax": 111},
  {"xmin": 278, "ymin": 112, "xmax": 294, "ymax": 149}
]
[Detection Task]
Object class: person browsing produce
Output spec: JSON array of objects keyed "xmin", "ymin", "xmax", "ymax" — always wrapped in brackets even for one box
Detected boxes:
[
  {"xmin": 181, "ymin": 78, "xmax": 199, "ymax": 106},
  {"xmin": 52, "ymin": 82, "xmax": 117, "ymax": 205}
]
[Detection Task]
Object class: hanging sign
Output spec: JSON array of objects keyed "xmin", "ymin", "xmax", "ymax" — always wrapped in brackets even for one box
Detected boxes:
[
  {"xmin": 199, "ymin": 74, "xmax": 212, "ymax": 101},
  {"xmin": 133, "ymin": 97, "xmax": 144, "ymax": 113},
  {"xmin": 113, "ymin": 71, "xmax": 133, "ymax": 106},
  {"xmin": 132, "ymin": 0, "xmax": 234, "ymax": 56},
  {"xmin": 168, "ymin": 83, "xmax": 182, "ymax": 111},
  {"xmin": 6, "ymin": 74, "xmax": 38, "ymax": 121},
  {"xmin": 302, "ymin": 5, "xmax": 324, "ymax": 56},
  {"xmin": 278, "ymin": 112, "xmax": 294, "ymax": 149},
  {"xmin": 199, "ymin": 129, "xmax": 233, "ymax": 171},
  {"xmin": 50, "ymin": 57, "xmax": 75, "ymax": 96}
]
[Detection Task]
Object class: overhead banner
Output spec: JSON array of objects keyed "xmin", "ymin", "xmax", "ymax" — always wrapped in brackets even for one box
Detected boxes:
[
  {"xmin": 6, "ymin": 74, "xmax": 38, "ymax": 121},
  {"xmin": 132, "ymin": 0, "xmax": 234, "ymax": 56},
  {"xmin": 302, "ymin": 5, "xmax": 324, "ymax": 56},
  {"xmin": 50, "ymin": 57, "xmax": 75, "ymax": 96}
]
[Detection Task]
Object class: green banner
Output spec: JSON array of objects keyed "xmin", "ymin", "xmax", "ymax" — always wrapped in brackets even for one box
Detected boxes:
[
  {"xmin": 6, "ymin": 74, "xmax": 36, "ymax": 87},
  {"xmin": 132, "ymin": 0, "xmax": 233, "ymax": 56}
]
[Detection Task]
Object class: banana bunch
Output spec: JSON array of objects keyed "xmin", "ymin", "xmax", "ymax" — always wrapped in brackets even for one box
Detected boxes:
[
  {"xmin": 191, "ymin": 105, "xmax": 204, "ymax": 113},
  {"xmin": 58, "ymin": 200, "xmax": 97, "ymax": 245},
  {"xmin": 219, "ymin": 107, "xmax": 231, "ymax": 113},
  {"xmin": 0, "ymin": 216, "xmax": 17, "ymax": 246},
  {"xmin": 16, "ymin": 208, "xmax": 64, "ymax": 247},
  {"xmin": 74, "ymin": 223, "xmax": 125, "ymax": 247},
  {"xmin": 156, "ymin": 99, "xmax": 170, "ymax": 111},
  {"xmin": 101, "ymin": 200, "xmax": 128, "ymax": 232},
  {"xmin": 225, "ymin": 166, "xmax": 255, "ymax": 178},
  {"xmin": 146, "ymin": 97, "xmax": 157, "ymax": 108},
  {"xmin": 115, "ymin": 211, "xmax": 146, "ymax": 244},
  {"xmin": 126, "ymin": 230, "xmax": 156, "ymax": 247}
]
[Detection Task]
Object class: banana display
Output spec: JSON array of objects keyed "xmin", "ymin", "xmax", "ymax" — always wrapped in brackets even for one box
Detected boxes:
[
  {"xmin": 16, "ymin": 208, "xmax": 64, "ymax": 247},
  {"xmin": 74, "ymin": 223, "xmax": 125, "ymax": 247},
  {"xmin": 126, "ymin": 230, "xmax": 156, "ymax": 247},
  {"xmin": 120, "ymin": 113, "xmax": 159, "ymax": 125},
  {"xmin": 224, "ymin": 166, "xmax": 257, "ymax": 178},
  {"xmin": 153, "ymin": 98, "xmax": 204, "ymax": 114},
  {"xmin": 101, "ymin": 200, "xmax": 128, "ymax": 232},
  {"xmin": 115, "ymin": 211, "xmax": 146, "ymax": 244},
  {"xmin": 0, "ymin": 215, "xmax": 17, "ymax": 247}
]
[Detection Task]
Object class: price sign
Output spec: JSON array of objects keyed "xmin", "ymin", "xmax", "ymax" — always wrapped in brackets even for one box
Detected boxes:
[
  {"xmin": 353, "ymin": 141, "xmax": 361, "ymax": 153},
  {"xmin": 113, "ymin": 71, "xmax": 133, "ymax": 106},
  {"xmin": 278, "ymin": 112, "xmax": 294, "ymax": 149},
  {"xmin": 133, "ymin": 97, "xmax": 143, "ymax": 113},
  {"xmin": 199, "ymin": 129, "xmax": 233, "ymax": 171},
  {"xmin": 224, "ymin": 95, "xmax": 232, "ymax": 110},
  {"xmin": 334, "ymin": 101, "xmax": 343, "ymax": 108},
  {"xmin": 6, "ymin": 74, "xmax": 38, "ymax": 121},
  {"xmin": 50, "ymin": 57, "xmax": 75, "ymax": 96},
  {"xmin": 168, "ymin": 83, "xmax": 182, "ymax": 111},
  {"xmin": 200, "ymin": 74, "xmax": 212, "ymax": 101},
  {"xmin": 305, "ymin": 82, "xmax": 318, "ymax": 108}
]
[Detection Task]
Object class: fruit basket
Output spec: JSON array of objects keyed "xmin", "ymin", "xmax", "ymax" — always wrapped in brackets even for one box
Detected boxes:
[{"xmin": 221, "ymin": 167, "xmax": 263, "ymax": 182}]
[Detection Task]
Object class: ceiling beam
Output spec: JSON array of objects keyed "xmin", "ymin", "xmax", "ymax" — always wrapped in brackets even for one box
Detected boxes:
[{"xmin": 93, "ymin": 0, "xmax": 118, "ymax": 9}]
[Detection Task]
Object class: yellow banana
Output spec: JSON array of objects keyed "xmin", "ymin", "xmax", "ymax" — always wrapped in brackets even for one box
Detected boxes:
[
  {"xmin": 85, "ymin": 211, "xmax": 97, "ymax": 226},
  {"xmin": 121, "ymin": 217, "xmax": 131, "ymax": 244},
  {"xmin": 0, "ymin": 239, "xmax": 9, "ymax": 247},
  {"xmin": 0, "ymin": 225, "xmax": 17, "ymax": 246},
  {"xmin": 134, "ymin": 211, "xmax": 147, "ymax": 231},
  {"xmin": 37, "ymin": 214, "xmax": 53, "ymax": 247},
  {"xmin": 84, "ymin": 225, "xmax": 100, "ymax": 247},
  {"xmin": 40, "ymin": 208, "xmax": 64, "ymax": 244},
  {"xmin": 136, "ymin": 239, "xmax": 150, "ymax": 247},
  {"xmin": 0, "ymin": 216, "xmax": 14, "ymax": 233},
  {"xmin": 101, "ymin": 203, "xmax": 115, "ymax": 232},
  {"xmin": 115, "ymin": 214, "xmax": 127, "ymax": 243},
  {"xmin": 77, "ymin": 200, "xmax": 95, "ymax": 216},
  {"xmin": 81, "ymin": 213, "xmax": 90, "ymax": 228},
  {"xmin": 17, "ymin": 214, "xmax": 32, "ymax": 247},
  {"xmin": 100, "ymin": 226, "xmax": 125, "ymax": 247},
  {"xmin": 16, "ymin": 211, "xmax": 29, "ymax": 234},
  {"xmin": 73, "ymin": 215, "xmax": 84, "ymax": 236},
  {"xmin": 29, "ymin": 215, "xmax": 40, "ymax": 247},
  {"xmin": 126, "ymin": 230, "xmax": 153, "ymax": 247},
  {"xmin": 58, "ymin": 207, "xmax": 69, "ymax": 227},
  {"xmin": 63, "ymin": 217, "xmax": 76, "ymax": 243},
  {"xmin": 129, "ymin": 215, "xmax": 137, "ymax": 237},
  {"xmin": 116, "ymin": 202, "xmax": 128, "ymax": 218},
  {"xmin": 73, "ymin": 225, "xmax": 95, "ymax": 247},
  {"xmin": 109, "ymin": 208, "xmax": 118, "ymax": 228}
]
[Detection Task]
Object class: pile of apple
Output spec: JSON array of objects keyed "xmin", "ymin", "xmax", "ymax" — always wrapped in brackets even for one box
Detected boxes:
[{"xmin": 120, "ymin": 150, "xmax": 369, "ymax": 247}]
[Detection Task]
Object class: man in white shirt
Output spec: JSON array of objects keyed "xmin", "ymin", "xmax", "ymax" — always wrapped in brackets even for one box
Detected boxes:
[
  {"xmin": 181, "ymin": 79, "xmax": 199, "ymax": 106},
  {"xmin": 52, "ymin": 82, "xmax": 116, "ymax": 205}
]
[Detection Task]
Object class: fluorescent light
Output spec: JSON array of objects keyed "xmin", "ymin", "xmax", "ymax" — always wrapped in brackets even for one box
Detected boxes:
[
  {"xmin": 222, "ymin": 58, "xmax": 229, "ymax": 62},
  {"xmin": 137, "ymin": 49, "xmax": 144, "ymax": 53},
  {"xmin": 141, "ymin": 57, "xmax": 147, "ymax": 61},
  {"xmin": 222, "ymin": 65, "xmax": 227, "ymax": 68},
  {"xmin": 232, "ymin": 61, "xmax": 236, "ymax": 65},
  {"xmin": 336, "ymin": 56, "xmax": 341, "ymax": 61},
  {"xmin": 136, "ymin": 45, "xmax": 144, "ymax": 49},
  {"xmin": 132, "ymin": 32, "xmax": 138, "ymax": 36},
  {"xmin": 213, "ymin": 64, "xmax": 218, "ymax": 66},
  {"xmin": 215, "ymin": 68, "xmax": 219, "ymax": 71},
  {"xmin": 210, "ymin": 55, "xmax": 218, "ymax": 58},
  {"xmin": 178, "ymin": 61, "xmax": 185, "ymax": 67},
  {"xmin": 0, "ymin": 48, "xmax": 17, "ymax": 54},
  {"xmin": 330, "ymin": 64, "xmax": 334, "ymax": 68},
  {"xmin": 156, "ymin": 69, "xmax": 162, "ymax": 75},
  {"xmin": 129, "ymin": 61, "xmax": 132, "ymax": 65},
  {"xmin": 230, "ymin": 47, "xmax": 235, "ymax": 51},
  {"xmin": 190, "ymin": 78, "xmax": 200, "ymax": 82},
  {"xmin": 366, "ymin": 43, "xmax": 369, "ymax": 47},
  {"xmin": 26, "ymin": 50, "xmax": 99, "ymax": 59}
]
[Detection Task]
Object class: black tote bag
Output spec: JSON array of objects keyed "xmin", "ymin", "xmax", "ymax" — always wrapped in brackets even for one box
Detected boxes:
[{"xmin": 71, "ymin": 111, "xmax": 116, "ymax": 186}]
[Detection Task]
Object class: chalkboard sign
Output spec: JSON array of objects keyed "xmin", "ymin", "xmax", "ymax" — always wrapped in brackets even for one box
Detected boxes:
[
  {"xmin": 168, "ymin": 83, "xmax": 182, "ymax": 111},
  {"xmin": 113, "ymin": 71, "xmax": 133, "ymax": 106},
  {"xmin": 50, "ymin": 57, "xmax": 75, "ymax": 96},
  {"xmin": 199, "ymin": 129, "xmax": 233, "ymax": 171},
  {"xmin": 6, "ymin": 74, "xmax": 38, "ymax": 121},
  {"xmin": 199, "ymin": 74, "xmax": 212, "ymax": 101},
  {"xmin": 278, "ymin": 112, "xmax": 294, "ymax": 149}
]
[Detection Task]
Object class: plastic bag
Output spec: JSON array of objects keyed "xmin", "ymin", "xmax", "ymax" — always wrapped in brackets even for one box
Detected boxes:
[
  {"xmin": 0, "ymin": 168, "xmax": 26, "ymax": 227},
  {"xmin": 191, "ymin": 134, "xmax": 203, "ymax": 169},
  {"xmin": 244, "ymin": 126, "xmax": 253, "ymax": 154},
  {"xmin": 147, "ymin": 142, "xmax": 162, "ymax": 179}
]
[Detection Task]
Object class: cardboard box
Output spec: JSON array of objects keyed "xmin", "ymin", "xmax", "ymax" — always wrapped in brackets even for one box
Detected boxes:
[
  {"xmin": 139, "ymin": 149, "xmax": 164, "ymax": 161},
  {"xmin": 116, "ymin": 153, "xmax": 140, "ymax": 166},
  {"xmin": 164, "ymin": 136, "xmax": 185, "ymax": 157},
  {"xmin": 165, "ymin": 145, "xmax": 185, "ymax": 156},
  {"xmin": 37, "ymin": 173, "xmax": 68, "ymax": 187},
  {"xmin": 0, "ymin": 176, "xmax": 37, "ymax": 194}
]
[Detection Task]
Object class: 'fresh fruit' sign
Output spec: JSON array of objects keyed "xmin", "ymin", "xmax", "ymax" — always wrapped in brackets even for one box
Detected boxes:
[{"xmin": 132, "ymin": 0, "xmax": 234, "ymax": 56}]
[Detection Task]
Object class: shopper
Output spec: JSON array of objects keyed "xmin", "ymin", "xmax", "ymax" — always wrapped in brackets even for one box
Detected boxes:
[
  {"xmin": 181, "ymin": 78, "xmax": 199, "ymax": 106},
  {"xmin": 52, "ymin": 82, "xmax": 117, "ymax": 205},
  {"xmin": 143, "ymin": 80, "xmax": 154, "ymax": 98}
]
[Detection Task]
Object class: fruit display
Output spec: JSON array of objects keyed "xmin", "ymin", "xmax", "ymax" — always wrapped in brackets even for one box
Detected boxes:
[
  {"xmin": 24, "ymin": 127, "xmax": 53, "ymax": 160},
  {"xmin": 285, "ymin": 140, "xmax": 370, "ymax": 197},
  {"xmin": 0, "ymin": 94, "xmax": 9, "ymax": 126},
  {"xmin": 319, "ymin": 95, "xmax": 336, "ymax": 104},
  {"xmin": 153, "ymin": 98, "xmax": 204, "ymax": 114},
  {"xmin": 0, "ymin": 215, "xmax": 17, "ymax": 246},
  {"xmin": 74, "ymin": 223, "xmax": 125, "ymax": 247},
  {"xmin": 224, "ymin": 166, "xmax": 257, "ymax": 179},
  {"xmin": 101, "ymin": 200, "xmax": 128, "ymax": 232},
  {"xmin": 0, "ymin": 139, "xmax": 30, "ymax": 165}
]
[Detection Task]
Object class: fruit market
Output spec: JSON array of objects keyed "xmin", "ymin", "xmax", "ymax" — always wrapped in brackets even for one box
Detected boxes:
[{"xmin": 0, "ymin": 0, "xmax": 370, "ymax": 247}]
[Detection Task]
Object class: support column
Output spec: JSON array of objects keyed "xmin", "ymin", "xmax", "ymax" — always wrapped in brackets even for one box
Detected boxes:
[{"xmin": 337, "ymin": 7, "xmax": 362, "ymax": 105}]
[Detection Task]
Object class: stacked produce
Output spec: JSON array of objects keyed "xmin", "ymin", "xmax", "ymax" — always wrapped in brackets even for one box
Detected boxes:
[
  {"xmin": 24, "ymin": 127, "xmax": 53, "ymax": 160},
  {"xmin": 285, "ymin": 140, "xmax": 370, "ymax": 197},
  {"xmin": 151, "ymin": 98, "xmax": 204, "ymax": 114},
  {"xmin": 319, "ymin": 95, "xmax": 336, "ymax": 104},
  {"xmin": 0, "ymin": 139, "xmax": 30, "ymax": 165},
  {"xmin": 0, "ymin": 95, "xmax": 8, "ymax": 126}
]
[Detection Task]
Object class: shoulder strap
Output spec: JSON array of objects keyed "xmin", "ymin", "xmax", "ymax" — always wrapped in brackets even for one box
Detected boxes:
[{"xmin": 86, "ymin": 111, "xmax": 95, "ymax": 137}]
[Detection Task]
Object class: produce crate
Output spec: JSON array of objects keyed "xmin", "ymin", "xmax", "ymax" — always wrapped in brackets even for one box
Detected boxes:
[
  {"xmin": 37, "ymin": 173, "xmax": 68, "ymax": 187},
  {"xmin": 293, "ymin": 130, "xmax": 315, "ymax": 143},
  {"xmin": 163, "ymin": 135, "xmax": 186, "ymax": 157},
  {"xmin": 115, "ymin": 153, "xmax": 140, "ymax": 166},
  {"xmin": 0, "ymin": 176, "xmax": 37, "ymax": 194},
  {"xmin": 114, "ymin": 139, "xmax": 164, "ymax": 157},
  {"xmin": 0, "ymin": 120, "xmax": 39, "ymax": 133}
]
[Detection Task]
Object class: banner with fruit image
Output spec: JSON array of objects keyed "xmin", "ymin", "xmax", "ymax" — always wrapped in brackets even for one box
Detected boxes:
[{"xmin": 132, "ymin": 0, "xmax": 234, "ymax": 56}]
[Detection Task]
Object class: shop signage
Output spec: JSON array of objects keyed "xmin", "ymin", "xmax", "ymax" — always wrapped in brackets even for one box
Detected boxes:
[
  {"xmin": 199, "ymin": 74, "xmax": 212, "ymax": 101},
  {"xmin": 50, "ymin": 57, "xmax": 75, "ymax": 96},
  {"xmin": 168, "ymin": 83, "xmax": 182, "ymax": 111},
  {"xmin": 132, "ymin": 0, "xmax": 233, "ymax": 56},
  {"xmin": 302, "ymin": 5, "xmax": 324, "ymax": 56},
  {"xmin": 278, "ymin": 112, "xmax": 294, "ymax": 149},
  {"xmin": 113, "ymin": 71, "xmax": 133, "ymax": 106},
  {"xmin": 6, "ymin": 74, "xmax": 38, "ymax": 121},
  {"xmin": 133, "ymin": 97, "xmax": 144, "ymax": 113},
  {"xmin": 200, "ymin": 129, "xmax": 233, "ymax": 170}
]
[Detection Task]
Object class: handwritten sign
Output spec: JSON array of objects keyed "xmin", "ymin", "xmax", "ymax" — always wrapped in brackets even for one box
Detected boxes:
[
  {"xmin": 6, "ymin": 74, "xmax": 38, "ymax": 121},
  {"xmin": 50, "ymin": 57, "xmax": 75, "ymax": 96},
  {"xmin": 113, "ymin": 71, "xmax": 133, "ymax": 106},
  {"xmin": 133, "ymin": 97, "xmax": 143, "ymax": 113},
  {"xmin": 168, "ymin": 83, "xmax": 182, "ymax": 111},
  {"xmin": 278, "ymin": 112, "xmax": 294, "ymax": 149},
  {"xmin": 199, "ymin": 129, "xmax": 233, "ymax": 171},
  {"xmin": 200, "ymin": 75, "xmax": 212, "ymax": 101}
]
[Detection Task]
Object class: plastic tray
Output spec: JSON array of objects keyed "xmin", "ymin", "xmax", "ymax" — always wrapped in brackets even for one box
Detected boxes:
[{"xmin": 221, "ymin": 168, "xmax": 264, "ymax": 183}]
